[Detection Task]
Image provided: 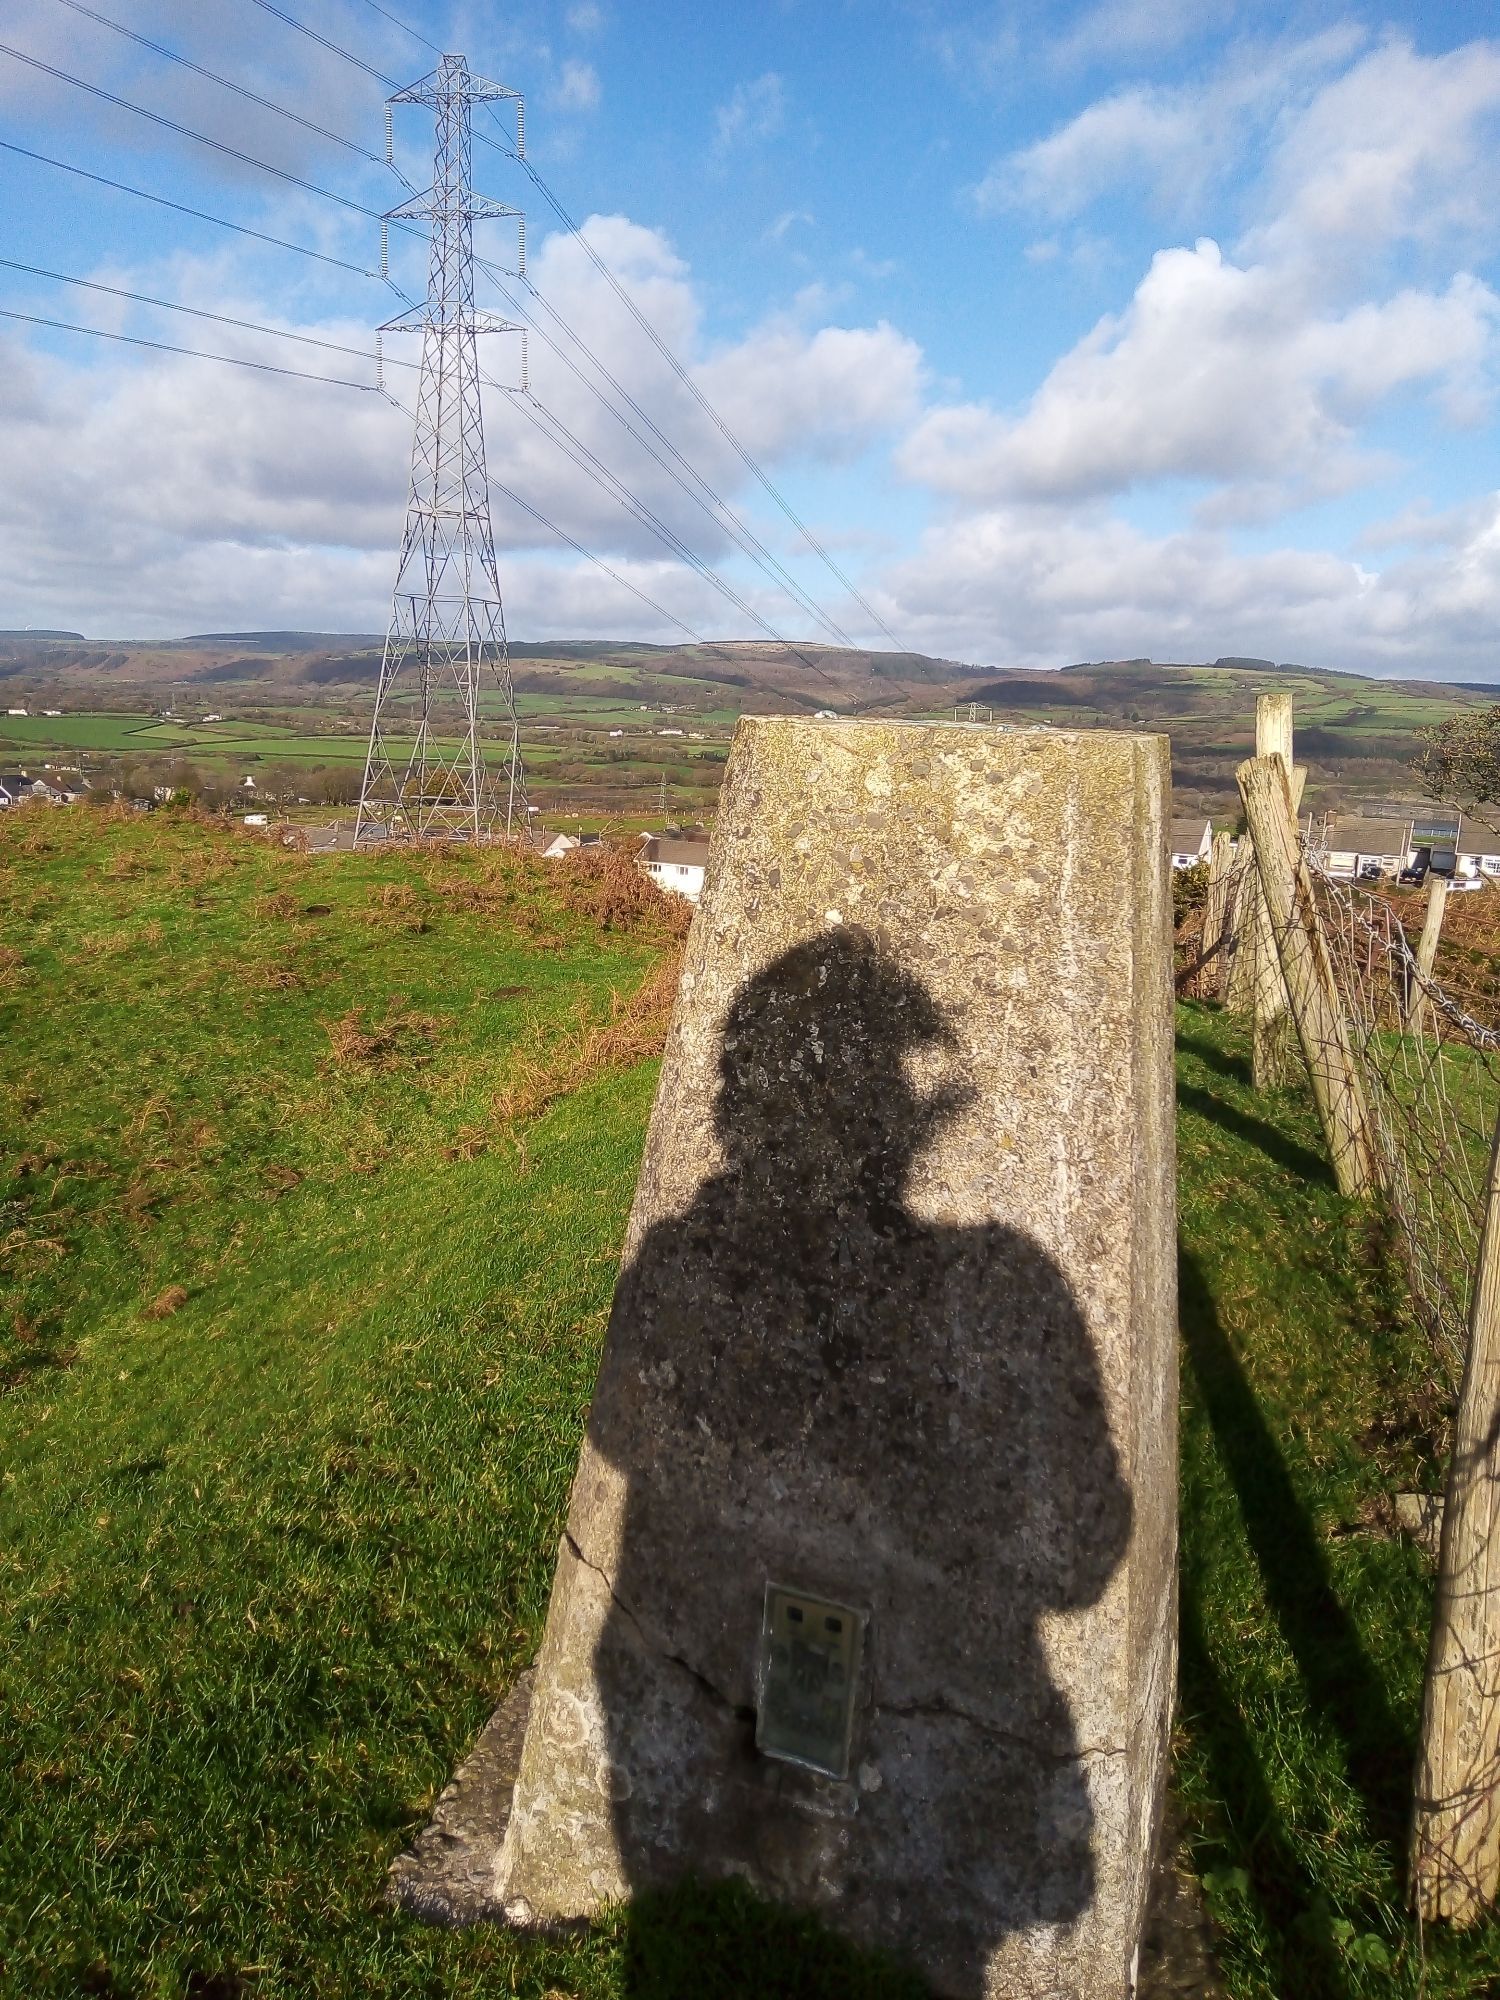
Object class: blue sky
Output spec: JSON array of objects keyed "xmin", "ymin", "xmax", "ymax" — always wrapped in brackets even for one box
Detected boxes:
[{"xmin": 1, "ymin": 0, "xmax": 1498, "ymax": 676}]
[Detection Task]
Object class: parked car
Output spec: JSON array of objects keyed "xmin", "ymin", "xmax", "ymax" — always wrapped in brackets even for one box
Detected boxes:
[
  {"xmin": 1399, "ymin": 862, "xmax": 1429, "ymax": 885},
  {"xmin": 1358, "ymin": 860, "xmax": 1384, "ymax": 881}
]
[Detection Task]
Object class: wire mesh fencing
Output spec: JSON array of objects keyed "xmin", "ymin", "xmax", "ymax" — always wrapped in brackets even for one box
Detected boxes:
[{"xmin": 1296, "ymin": 857, "xmax": 1500, "ymax": 1384}]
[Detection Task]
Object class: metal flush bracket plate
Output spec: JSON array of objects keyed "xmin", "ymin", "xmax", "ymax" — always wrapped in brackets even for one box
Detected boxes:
[{"xmin": 755, "ymin": 1584, "xmax": 868, "ymax": 1781}]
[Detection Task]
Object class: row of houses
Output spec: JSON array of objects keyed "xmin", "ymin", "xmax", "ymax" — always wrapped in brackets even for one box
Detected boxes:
[
  {"xmin": 0, "ymin": 769, "xmax": 89, "ymax": 808},
  {"xmin": 1168, "ymin": 804, "xmax": 1500, "ymax": 885},
  {"xmin": 1312, "ymin": 808, "xmax": 1498, "ymax": 881}
]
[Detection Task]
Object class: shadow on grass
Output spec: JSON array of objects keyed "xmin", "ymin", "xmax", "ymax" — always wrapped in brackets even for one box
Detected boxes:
[
  {"xmin": 1179, "ymin": 1247, "xmax": 1412, "ymax": 1882},
  {"xmin": 1176, "ymin": 1082, "xmax": 1334, "ymax": 1189},
  {"xmin": 618, "ymin": 1877, "xmax": 929, "ymax": 2000},
  {"xmin": 1177, "ymin": 1029, "xmax": 1252, "ymax": 1088},
  {"xmin": 1179, "ymin": 1588, "xmax": 1356, "ymax": 2000}
]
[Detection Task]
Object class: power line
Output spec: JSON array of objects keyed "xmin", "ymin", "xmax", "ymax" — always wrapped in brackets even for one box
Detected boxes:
[
  {"xmin": 0, "ymin": 48, "xmax": 855, "ymax": 651},
  {"xmin": 0, "ymin": 305, "xmax": 378, "ymax": 390},
  {"xmin": 512, "ymin": 391, "xmax": 832, "ymax": 680},
  {"xmin": 44, "ymin": 0, "xmax": 404, "ymax": 179},
  {"xmin": 0, "ymin": 31, "xmax": 867, "ymax": 672},
  {"xmin": 0, "ymin": 119, "xmax": 837, "ymax": 654},
  {"xmin": 0, "ymin": 255, "xmax": 413, "ymax": 372},
  {"xmin": 481, "ymin": 266, "xmax": 861, "ymax": 649},
  {"xmin": 230, "ymin": 0, "xmax": 901, "ymax": 649},
  {"xmin": 498, "ymin": 147, "xmax": 907, "ymax": 653},
  {"xmin": 350, "ymin": 0, "xmax": 444, "ymax": 60},
  {"xmin": 0, "ymin": 41, "xmax": 384, "ymax": 223},
  {"xmin": 0, "ymin": 139, "xmax": 388, "ymax": 284},
  {"xmin": 245, "ymin": 0, "xmax": 398, "ymax": 90}
]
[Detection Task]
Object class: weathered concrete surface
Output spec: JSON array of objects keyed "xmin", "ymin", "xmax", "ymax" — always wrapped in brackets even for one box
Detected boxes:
[
  {"xmin": 387, "ymin": 1670, "xmax": 534, "ymax": 1926},
  {"xmin": 489, "ymin": 718, "xmax": 1178, "ymax": 1998}
]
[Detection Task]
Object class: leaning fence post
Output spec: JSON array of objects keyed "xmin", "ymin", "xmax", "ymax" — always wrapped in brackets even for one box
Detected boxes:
[
  {"xmin": 1405, "ymin": 876, "xmax": 1450, "ymax": 1034},
  {"xmin": 1236, "ymin": 755, "xmax": 1379, "ymax": 1197},
  {"xmin": 1411, "ymin": 1106, "xmax": 1500, "ymax": 1923}
]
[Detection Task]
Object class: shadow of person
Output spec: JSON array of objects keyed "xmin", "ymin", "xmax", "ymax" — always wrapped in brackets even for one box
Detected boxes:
[{"xmin": 564, "ymin": 927, "xmax": 1133, "ymax": 1996}]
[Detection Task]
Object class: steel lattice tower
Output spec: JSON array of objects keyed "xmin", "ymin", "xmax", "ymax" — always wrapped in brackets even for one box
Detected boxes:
[{"xmin": 356, "ymin": 54, "xmax": 524, "ymax": 844}]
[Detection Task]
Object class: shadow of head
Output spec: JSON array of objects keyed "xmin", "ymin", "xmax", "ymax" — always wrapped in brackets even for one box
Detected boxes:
[{"xmin": 714, "ymin": 925, "xmax": 975, "ymax": 1209}]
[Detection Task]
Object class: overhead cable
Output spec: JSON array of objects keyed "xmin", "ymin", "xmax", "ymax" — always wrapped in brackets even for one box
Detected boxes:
[
  {"xmin": 0, "ymin": 139, "xmax": 389, "ymax": 284},
  {"xmin": 230, "ymin": 0, "xmax": 898, "ymax": 647},
  {"xmin": 513, "ymin": 392, "xmax": 832, "ymax": 680},
  {"xmin": 0, "ymin": 41, "xmax": 386, "ymax": 223},
  {"xmin": 43, "ymin": 0, "xmax": 408, "ymax": 182},
  {"xmin": 0, "ymin": 305, "xmax": 378, "ymax": 390},
  {"xmin": 495, "ymin": 144, "xmax": 908, "ymax": 653},
  {"xmin": 0, "ymin": 255, "xmax": 412, "ymax": 371},
  {"xmin": 1, "ymin": 52, "xmax": 854, "ymax": 650}
]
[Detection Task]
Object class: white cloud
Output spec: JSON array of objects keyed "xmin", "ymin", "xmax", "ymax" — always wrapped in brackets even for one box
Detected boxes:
[
  {"xmin": 877, "ymin": 498, "xmax": 1500, "ymax": 677},
  {"xmin": 0, "ymin": 218, "xmax": 925, "ymax": 639},
  {"xmin": 976, "ymin": 26, "xmax": 1364, "ymax": 221},
  {"xmin": 552, "ymin": 58, "xmax": 601, "ymax": 114},
  {"xmin": 1050, "ymin": 0, "xmax": 1235, "ymax": 67},
  {"xmin": 899, "ymin": 241, "xmax": 1499, "ymax": 509},
  {"xmin": 1245, "ymin": 36, "xmax": 1500, "ymax": 269},
  {"xmin": 767, "ymin": 209, "xmax": 814, "ymax": 243},
  {"xmin": 714, "ymin": 73, "xmax": 785, "ymax": 154},
  {"xmin": 566, "ymin": 2, "xmax": 605, "ymax": 35}
]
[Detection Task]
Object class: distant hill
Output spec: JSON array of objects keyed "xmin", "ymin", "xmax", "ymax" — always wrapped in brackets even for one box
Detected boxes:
[{"xmin": 0, "ymin": 633, "xmax": 1494, "ymax": 815}]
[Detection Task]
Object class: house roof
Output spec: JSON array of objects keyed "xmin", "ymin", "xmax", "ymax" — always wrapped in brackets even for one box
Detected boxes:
[
  {"xmin": 643, "ymin": 837, "xmax": 710, "ymax": 868},
  {"xmin": 1458, "ymin": 823, "xmax": 1500, "ymax": 856},
  {"xmin": 1168, "ymin": 817, "xmax": 1211, "ymax": 854},
  {"xmin": 1323, "ymin": 816, "xmax": 1410, "ymax": 856}
]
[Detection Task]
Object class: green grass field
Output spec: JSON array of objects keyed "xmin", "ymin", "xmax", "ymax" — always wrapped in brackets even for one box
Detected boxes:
[{"xmin": 4, "ymin": 814, "xmax": 1500, "ymax": 1997}]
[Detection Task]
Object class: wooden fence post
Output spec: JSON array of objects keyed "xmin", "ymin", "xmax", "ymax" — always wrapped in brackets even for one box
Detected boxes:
[
  {"xmin": 1405, "ymin": 876, "xmax": 1450, "ymax": 1034},
  {"xmin": 1224, "ymin": 835, "xmax": 1257, "ymax": 1011},
  {"xmin": 1251, "ymin": 695, "xmax": 1297, "ymax": 1089},
  {"xmin": 1199, "ymin": 831, "xmax": 1233, "ymax": 999},
  {"xmin": 1236, "ymin": 755, "xmax": 1379, "ymax": 1197},
  {"xmin": 1412, "ymin": 1107, "xmax": 1500, "ymax": 1923}
]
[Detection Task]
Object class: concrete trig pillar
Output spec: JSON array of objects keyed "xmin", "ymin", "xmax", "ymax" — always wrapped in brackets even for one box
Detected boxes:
[{"xmin": 410, "ymin": 719, "xmax": 1180, "ymax": 1999}]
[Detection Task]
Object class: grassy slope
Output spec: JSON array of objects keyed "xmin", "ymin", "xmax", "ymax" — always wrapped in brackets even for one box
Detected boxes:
[{"xmin": 4, "ymin": 816, "xmax": 1500, "ymax": 1996}]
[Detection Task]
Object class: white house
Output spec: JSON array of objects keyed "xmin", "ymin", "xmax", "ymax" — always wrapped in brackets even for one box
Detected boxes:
[
  {"xmin": 1168, "ymin": 817, "xmax": 1213, "ymax": 870},
  {"xmin": 1457, "ymin": 825, "xmax": 1500, "ymax": 879},
  {"xmin": 640, "ymin": 832, "xmax": 709, "ymax": 902},
  {"xmin": 537, "ymin": 831, "xmax": 602, "ymax": 860},
  {"xmin": 7, "ymin": 707, "xmax": 28, "ymax": 717},
  {"xmin": 1320, "ymin": 816, "xmax": 1411, "ymax": 880}
]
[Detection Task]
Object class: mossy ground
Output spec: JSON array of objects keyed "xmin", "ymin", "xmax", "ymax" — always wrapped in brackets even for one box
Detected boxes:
[{"xmin": 3, "ymin": 812, "xmax": 1500, "ymax": 1996}]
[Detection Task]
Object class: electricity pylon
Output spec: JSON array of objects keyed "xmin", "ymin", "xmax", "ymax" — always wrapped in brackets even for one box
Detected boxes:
[{"xmin": 356, "ymin": 53, "xmax": 525, "ymax": 844}]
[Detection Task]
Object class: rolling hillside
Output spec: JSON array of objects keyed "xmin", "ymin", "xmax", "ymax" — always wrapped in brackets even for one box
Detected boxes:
[{"xmin": 0, "ymin": 632, "xmax": 1494, "ymax": 817}]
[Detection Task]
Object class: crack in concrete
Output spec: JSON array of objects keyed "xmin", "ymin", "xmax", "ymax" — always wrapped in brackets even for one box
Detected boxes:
[
  {"xmin": 881, "ymin": 1692, "xmax": 1127, "ymax": 1762},
  {"xmin": 564, "ymin": 1530, "xmax": 745, "ymax": 1717}
]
